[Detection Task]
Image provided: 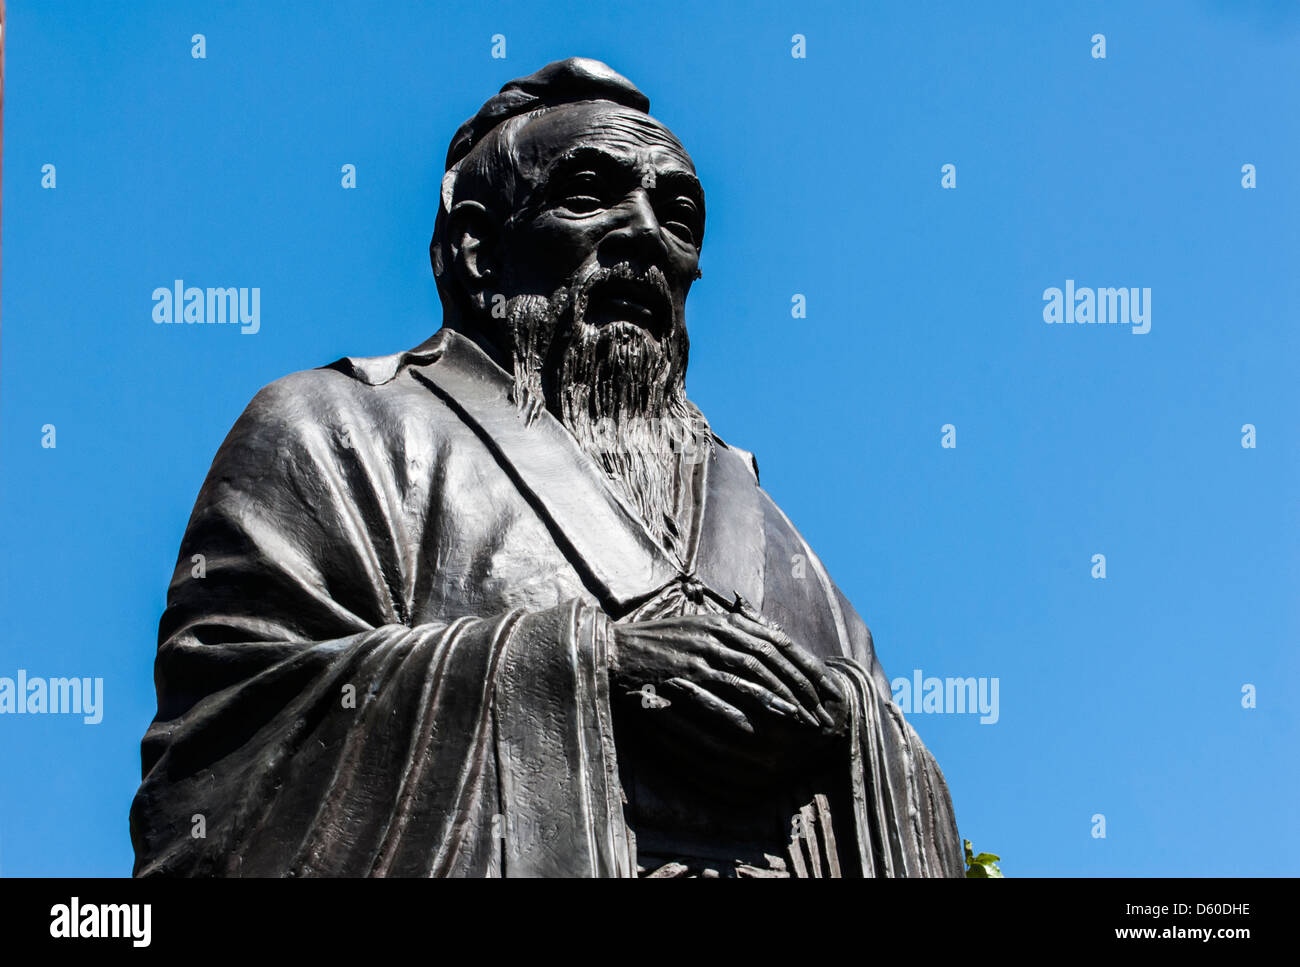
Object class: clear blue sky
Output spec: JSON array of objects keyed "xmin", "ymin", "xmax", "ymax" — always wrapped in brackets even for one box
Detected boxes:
[{"xmin": 2, "ymin": 0, "xmax": 1296, "ymax": 876}]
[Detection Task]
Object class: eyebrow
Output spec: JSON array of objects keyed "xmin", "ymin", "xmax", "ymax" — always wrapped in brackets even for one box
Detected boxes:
[{"xmin": 542, "ymin": 145, "xmax": 703, "ymax": 203}]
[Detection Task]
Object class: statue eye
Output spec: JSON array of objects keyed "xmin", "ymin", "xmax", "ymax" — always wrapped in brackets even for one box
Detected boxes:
[
  {"xmin": 556, "ymin": 172, "xmax": 607, "ymax": 214},
  {"xmin": 661, "ymin": 197, "xmax": 701, "ymax": 246}
]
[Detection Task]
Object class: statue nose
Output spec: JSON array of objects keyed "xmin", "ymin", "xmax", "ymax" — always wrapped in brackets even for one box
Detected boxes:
[
  {"xmin": 602, "ymin": 189, "xmax": 668, "ymax": 263},
  {"xmin": 627, "ymin": 190, "xmax": 659, "ymax": 233}
]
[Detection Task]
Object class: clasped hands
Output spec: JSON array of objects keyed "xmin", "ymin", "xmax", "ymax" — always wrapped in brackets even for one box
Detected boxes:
[{"xmin": 609, "ymin": 596, "xmax": 849, "ymax": 784}]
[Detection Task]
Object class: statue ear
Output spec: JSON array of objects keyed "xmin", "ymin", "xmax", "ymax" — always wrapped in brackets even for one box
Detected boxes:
[{"xmin": 447, "ymin": 200, "xmax": 502, "ymax": 319}]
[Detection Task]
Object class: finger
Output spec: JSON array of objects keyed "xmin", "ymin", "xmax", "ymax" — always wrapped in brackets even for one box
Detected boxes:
[
  {"xmin": 732, "ymin": 594, "xmax": 778, "ymax": 635},
  {"xmin": 723, "ymin": 621, "xmax": 837, "ymax": 730},
  {"xmin": 728, "ymin": 612, "xmax": 845, "ymax": 706},
  {"xmin": 728, "ymin": 608, "xmax": 818, "ymax": 681},
  {"xmin": 697, "ymin": 666, "xmax": 806, "ymax": 724},
  {"xmin": 711, "ymin": 621, "xmax": 825, "ymax": 725},
  {"xmin": 731, "ymin": 598, "xmax": 836, "ymax": 692},
  {"xmin": 663, "ymin": 677, "xmax": 754, "ymax": 735},
  {"xmin": 614, "ymin": 624, "xmax": 816, "ymax": 726},
  {"xmin": 691, "ymin": 635, "xmax": 819, "ymax": 726}
]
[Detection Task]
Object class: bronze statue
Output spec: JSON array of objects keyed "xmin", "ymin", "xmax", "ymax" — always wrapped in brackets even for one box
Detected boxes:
[{"xmin": 130, "ymin": 57, "xmax": 962, "ymax": 877}]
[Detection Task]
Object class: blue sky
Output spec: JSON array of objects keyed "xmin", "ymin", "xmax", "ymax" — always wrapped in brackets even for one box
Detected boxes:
[{"xmin": 2, "ymin": 0, "xmax": 1296, "ymax": 875}]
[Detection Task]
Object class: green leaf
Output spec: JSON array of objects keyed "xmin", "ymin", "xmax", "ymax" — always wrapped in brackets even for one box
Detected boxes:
[{"xmin": 963, "ymin": 840, "xmax": 1005, "ymax": 878}]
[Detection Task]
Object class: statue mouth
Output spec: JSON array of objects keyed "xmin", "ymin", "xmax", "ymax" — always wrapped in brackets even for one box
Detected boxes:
[{"xmin": 583, "ymin": 276, "xmax": 671, "ymax": 337}]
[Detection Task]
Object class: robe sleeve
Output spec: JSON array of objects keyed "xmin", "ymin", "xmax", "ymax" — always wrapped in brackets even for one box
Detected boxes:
[
  {"xmin": 826, "ymin": 658, "xmax": 965, "ymax": 878},
  {"xmin": 825, "ymin": 580, "xmax": 964, "ymax": 876},
  {"xmin": 130, "ymin": 372, "xmax": 633, "ymax": 877}
]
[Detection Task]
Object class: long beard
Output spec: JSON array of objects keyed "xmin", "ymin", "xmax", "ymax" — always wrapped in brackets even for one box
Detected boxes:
[{"xmin": 502, "ymin": 266, "xmax": 709, "ymax": 553}]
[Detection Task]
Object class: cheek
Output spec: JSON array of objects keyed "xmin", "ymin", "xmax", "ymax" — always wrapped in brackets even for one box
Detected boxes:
[
  {"xmin": 665, "ymin": 244, "xmax": 699, "ymax": 300},
  {"xmin": 508, "ymin": 214, "xmax": 700, "ymax": 296},
  {"xmin": 512, "ymin": 216, "xmax": 606, "ymax": 277},
  {"xmin": 667, "ymin": 241, "xmax": 699, "ymax": 279}
]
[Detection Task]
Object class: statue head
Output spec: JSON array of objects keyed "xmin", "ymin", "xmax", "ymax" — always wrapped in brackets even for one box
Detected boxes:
[{"xmin": 430, "ymin": 58, "xmax": 705, "ymax": 442}]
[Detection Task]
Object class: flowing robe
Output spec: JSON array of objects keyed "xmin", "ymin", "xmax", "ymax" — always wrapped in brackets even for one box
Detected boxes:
[{"xmin": 130, "ymin": 328, "xmax": 963, "ymax": 877}]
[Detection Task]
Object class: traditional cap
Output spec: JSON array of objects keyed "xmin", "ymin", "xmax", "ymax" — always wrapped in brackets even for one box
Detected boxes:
[{"xmin": 444, "ymin": 57, "xmax": 650, "ymax": 171}]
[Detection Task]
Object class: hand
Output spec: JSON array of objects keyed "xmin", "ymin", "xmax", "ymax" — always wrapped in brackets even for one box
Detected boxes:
[
  {"xmin": 727, "ymin": 595, "xmax": 848, "ymax": 735},
  {"xmin": 608, "ymin": 598, "xmax": 848, "ymax": 786}
]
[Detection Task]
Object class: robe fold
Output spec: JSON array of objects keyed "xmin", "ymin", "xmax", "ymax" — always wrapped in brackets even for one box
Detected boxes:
[{"xmin": 131, "ymin": 327, "xmax": 962, "ymax": 877}]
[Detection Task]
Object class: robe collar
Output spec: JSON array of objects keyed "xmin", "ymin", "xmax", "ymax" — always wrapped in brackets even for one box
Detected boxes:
[{"xmin": 400, "ymin": 328, "xmax": 767, "ymax": 617}]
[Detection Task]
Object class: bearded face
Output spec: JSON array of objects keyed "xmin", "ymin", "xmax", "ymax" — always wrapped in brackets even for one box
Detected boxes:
[
  {"xmin": 442, "ymin": 100, "xmax": 710, "ymax": 549},
  {"xmin": 501, "ymin": 260, "xmax": 708, "ymax": 553}
]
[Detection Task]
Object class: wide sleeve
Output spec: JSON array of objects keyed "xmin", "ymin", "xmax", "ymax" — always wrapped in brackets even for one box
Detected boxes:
[
  {"xmin": 130, "ymin": 373, "xmax": 632, "ymax": 877},
  {"xmin": 826, "ymin": 657, "xmax": 964, "ymax": 878}
]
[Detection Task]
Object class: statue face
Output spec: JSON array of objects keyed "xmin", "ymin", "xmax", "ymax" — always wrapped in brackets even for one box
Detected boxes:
[{"xmin": 500, "ymin": 102, "xmax": 704, "ymax": 345}]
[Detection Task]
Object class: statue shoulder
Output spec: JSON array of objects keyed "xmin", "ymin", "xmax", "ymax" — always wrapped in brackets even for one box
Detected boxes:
[
  {"xmin": 321, "ymin": 329, "xmax": 449, "ymax": 387},
  {"xmin": 208, "ymin": 337, "xmax": 452, "ymax": 476},
  {"xmin": 229, "ymin": 366, "xmax": 373, "ymax": 448},
  {"xmin": 235, "ymin": 331, "xmax": 453, "ymax": 430},
  {"xmin": 699, "ymin": 414, "xmax": 760, "ymax": 484},
  {"xmin": 720, "ymin": 440, "xmax": 761, "ymax": 484}
]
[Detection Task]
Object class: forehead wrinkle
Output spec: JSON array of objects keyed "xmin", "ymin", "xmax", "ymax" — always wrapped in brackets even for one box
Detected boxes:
[
  {"xmin": 539, "ymin": 144, "xmax": 699, "ymax": 192},
  {"xmin": 591, "ymin": 113, "xmax": 689, "ymax": 156},
  {"xmin": 512, "ymin": 105, "xmax": 696, "ymax": 183},
  {"xmin": 548, "ymin": 144, "xmax": 642, "ymax": 179}
]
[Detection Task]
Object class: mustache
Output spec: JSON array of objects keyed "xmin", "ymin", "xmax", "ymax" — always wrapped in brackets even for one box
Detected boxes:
[
  {"xmin": 572, "ymin": 262, "xmax": 675, "ymax": 339},
  {"xmin": 500, "ymin": 264, "xmax": 688, "ymax": 420}
]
